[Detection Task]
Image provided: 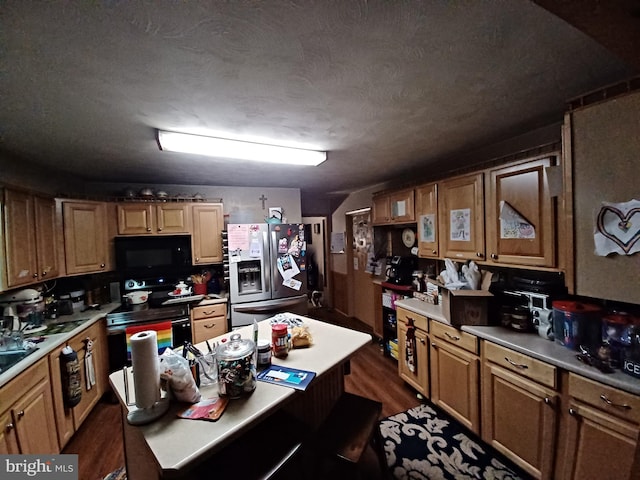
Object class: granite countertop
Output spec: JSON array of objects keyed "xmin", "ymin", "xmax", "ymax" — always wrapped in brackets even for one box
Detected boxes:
[
  {"xmin": 0, "ymin": 302, "xmax": 122, "ymax": 388},
  {"xmin": 395, "ymin": 297, "xmax": 640, "ymax": 396}
]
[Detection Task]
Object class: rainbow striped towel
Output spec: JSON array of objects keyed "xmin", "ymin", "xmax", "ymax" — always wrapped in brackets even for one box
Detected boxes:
[{"xmin": 125, "ymin": 321, "xmax": 173, "ymax": 361}]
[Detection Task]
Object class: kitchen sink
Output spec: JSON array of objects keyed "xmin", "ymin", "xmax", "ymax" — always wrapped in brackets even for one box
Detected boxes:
[{"xmin": 0, "ymin": 348, "xmax": 39, "ymax": 374}]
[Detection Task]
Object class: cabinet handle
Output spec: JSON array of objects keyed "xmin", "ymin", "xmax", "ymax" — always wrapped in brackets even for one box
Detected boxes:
[
  {"xmin": 202, "ymin": 311, "xmax": 216, "ymax": 316},
  {"xmin": 158, "ymin": 227, "xmax": 163, "ymax": 232},
  {"xmin": 504, "ymin": 356, "xmax": 528, "ymax": 369},
  {"xmin": 204, "ymin": 323, "xmax": 216, "ymax": 329},
  {"xmin": 41, "ymin": 271, "xmax": 47, "ymax": 277},
  {"xmin": 544, "ymin": 397, "xmax": 552, "ymax": 405},
  {"xmin": 17, "ymin": 410, "xmax": 25, "ymax": 418},
  {"xmin": 146, "ymin": 227, "xmax": 152, "ymax": 232},
  {"xmin": 432, "ymin": 249, "xmax": 437, "ymax": 255},
  {"xmin": 431, "ymin": 342, "xmax": 437, "ymax": 348},
  {"xmin": 600, "ymin": 394, "xmax": 632, "ymax": 410},
  {"xmin": 445, "ymin": 332, "xmax": 460, "ymax": 341},
  {"xmin": 418, "ymin": 338, "xmax": 425, "ymax": 344},
  {"xmin": 195, "ymin": 257, "xmax": 200, "ymax": 262},
  {"xmin": 569, "ymin": 408, "xmax": 577, "ymax": 416},
  {"xmin": 100, "ymin": 263, "xmax": 106, "ymax": 268},
  {"xmin": 32, "ymin": 273, "xmax": 39, "ymax": 278},
  {"xmin": 5, "ymin": 422, "xmax": 14, "ymax": 432},
  {"xmin": 476, "ymin": 252, "xmax": 483, "ymax": 258},
  {"xmin": 491, "ymin": 253, "xmax": 498, "ymax": 260}
]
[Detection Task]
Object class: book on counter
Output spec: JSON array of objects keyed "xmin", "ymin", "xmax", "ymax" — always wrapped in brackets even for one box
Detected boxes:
[{"xmin": 257, "ymin": 365, "xmax": 316, "ymax": 391}]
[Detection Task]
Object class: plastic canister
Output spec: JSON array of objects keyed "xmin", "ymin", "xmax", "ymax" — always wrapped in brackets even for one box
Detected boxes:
[
  {"xmin": 216, "ymin": 333, "xmax": 256, "ymax": 399},
  {"xmin": 69, "ymin": 290, "xmax": 85, "ymax": 312},
  {"xmin": 602, "ymin": 312, "xmax": 633, "ymax": 367},
  {"xmin": 552, "ymin": 301, "xmax": 602, "ymax": 350}
]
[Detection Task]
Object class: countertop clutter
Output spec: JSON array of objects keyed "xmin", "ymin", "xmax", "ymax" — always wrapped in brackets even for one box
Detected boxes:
[
  {"xmin": 395, "ymin": 297, "xmax": 640, "ymax": 396},
  {"xmin": 0, "ymin": 302, "xmax": 122, "ymax": 388}
]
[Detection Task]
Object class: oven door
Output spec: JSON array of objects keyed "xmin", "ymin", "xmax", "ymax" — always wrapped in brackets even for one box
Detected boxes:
[{"xmin": 106, "ymin": 317, "xmax": 192, "ymax": 372}]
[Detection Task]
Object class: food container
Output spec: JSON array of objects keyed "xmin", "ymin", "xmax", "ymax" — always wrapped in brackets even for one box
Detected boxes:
[
  {"xmin": 217, "ymin": 333, "xmax": 256, "ymax": 399},
  {"xmin": 69, "ymin": 289, "xmax": 85, "ymax": 311},
  {"xmin": 553, "ymin": 301, "xmax": 602, "ymax": 350},
  {"xmin": 58, "ymin": 295, "xmax": 74, "ymax": 315},
  {"xmin": 123, "ymin": 291, "xmax": 151, "ymax": 305},
  {"xmin": 602, "ymin": 312, "xmax": 634, "ymax": 367}
]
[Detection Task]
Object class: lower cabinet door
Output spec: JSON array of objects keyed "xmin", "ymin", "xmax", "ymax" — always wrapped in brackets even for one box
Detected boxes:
[
  {"xmin": 561, "ymin": 400, "xmax": 638, "ymax": 480},
  {"xmin": 482, "ymin": 362, "xmax": 557, "ymax": 479},
  {"xmin": 397, "ymin": 322, "xmax": 429, "ymax": 396},
  {"xmin": 430, "ymin": 338, "xmax": 480, "ymax": 434},
  {"xmin": 0, "ymin": 410, "xmax": 20, "ymax": 454},
  {"xmin": 13, "ymin": 379, "xmax": 59, "ymax": 454}
]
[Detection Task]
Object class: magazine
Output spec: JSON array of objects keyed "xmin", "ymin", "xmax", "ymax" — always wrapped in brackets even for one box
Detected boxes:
[{"xmin": 257, "ymin": 365, "xmax": 316, "ymax": 391}]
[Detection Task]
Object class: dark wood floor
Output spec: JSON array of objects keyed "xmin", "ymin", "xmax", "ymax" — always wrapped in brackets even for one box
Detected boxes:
[{"xmin": 63, "ymin": 307, "xmax": 421, "ymax": 479}]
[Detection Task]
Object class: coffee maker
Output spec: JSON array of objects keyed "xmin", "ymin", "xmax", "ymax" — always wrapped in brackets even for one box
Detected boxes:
[{"xmin": 385, "ymin": 256, "xmax": 417, "ymax": 286}]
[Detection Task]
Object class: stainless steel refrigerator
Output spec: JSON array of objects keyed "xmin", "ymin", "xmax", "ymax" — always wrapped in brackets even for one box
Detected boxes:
[{"xmin": 227, "ymin": 223, "xmax": 308, "ymax": 326}]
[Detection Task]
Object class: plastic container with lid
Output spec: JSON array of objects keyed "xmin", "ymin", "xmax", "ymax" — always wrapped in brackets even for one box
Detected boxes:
[
  {"xmin": 69, "ymin": 290, "xmax": 85, "ymax": 312},
  {"xmin": 602, "ymin": 312, "xmax": 634, "ymax": 368},
  {"xmin": 216, "ymin": 333, "xmax": 256, "ymax": 399},
  {"xmin": 552, "ymin": 300, "xmax": 602, "ymax": 350}
]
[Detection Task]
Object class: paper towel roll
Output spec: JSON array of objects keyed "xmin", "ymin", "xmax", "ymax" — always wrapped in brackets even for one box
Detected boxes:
[{"xmin": 130, "ymin": 330, "xmax": 160, "ymax": 409}]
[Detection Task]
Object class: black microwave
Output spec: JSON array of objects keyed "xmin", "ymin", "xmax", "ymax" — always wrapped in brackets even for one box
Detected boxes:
[{"xmin": 114, "ymin": 235, "xmax": 192, "ymax": 274}]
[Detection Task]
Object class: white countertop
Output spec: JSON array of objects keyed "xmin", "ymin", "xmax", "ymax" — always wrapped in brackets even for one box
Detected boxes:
[
  {"xmin": 109, "ymin": 315, "xmax": 372, "ymax": 476},
  {"xmin": 395, "ymin": 297, "xmax": 640, "ymax": 396}
]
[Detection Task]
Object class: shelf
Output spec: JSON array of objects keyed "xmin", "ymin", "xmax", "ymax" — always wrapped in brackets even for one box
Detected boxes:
[{"xmin": 381, "ymin": 282, "xmax": 414, "ymax": 292}]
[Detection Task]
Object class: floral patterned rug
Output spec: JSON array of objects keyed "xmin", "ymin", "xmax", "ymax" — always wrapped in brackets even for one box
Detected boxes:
[{"xmin": 378, "ymin": 402, "xmax": 533, "ymax": 480}]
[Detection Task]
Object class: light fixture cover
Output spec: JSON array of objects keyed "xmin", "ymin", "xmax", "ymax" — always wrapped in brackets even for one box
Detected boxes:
[{"xmin": 157, "ymin": 130, "xmax": 326, "ymax": 166}]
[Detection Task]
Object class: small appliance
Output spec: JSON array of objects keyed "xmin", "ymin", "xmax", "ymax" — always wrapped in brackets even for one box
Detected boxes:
[
  {"xmin": 385, "ymin": 256, "xmax": 417, "ymax": 286},
  {"xmin": 114, "ymin": 235, "xmax": 192, "ymax": 276}
]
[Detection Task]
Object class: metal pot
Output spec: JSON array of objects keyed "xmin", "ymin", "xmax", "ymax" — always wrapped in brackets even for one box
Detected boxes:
[{"xmin": 123, "ymin": 291, "xmax": 151, "ymax": 305}]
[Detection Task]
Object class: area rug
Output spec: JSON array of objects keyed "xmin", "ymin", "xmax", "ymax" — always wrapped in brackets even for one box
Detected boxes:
[
  {"xmin": 378, "ymin": 401, "xmax": 533, "ymax": 480},
  {"xmin": 102, "ymin": 466, "xmax": 126, "ymax": 480}
]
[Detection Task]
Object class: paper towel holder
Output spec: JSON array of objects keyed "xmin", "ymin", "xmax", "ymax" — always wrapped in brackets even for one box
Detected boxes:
[{"xmin": 123, "ymin": 367, "xmax": 170, "ymax": 425}]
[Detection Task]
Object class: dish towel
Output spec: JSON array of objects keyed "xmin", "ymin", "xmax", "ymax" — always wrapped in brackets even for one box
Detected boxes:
[
  {"xmin": 84, "ymin": 338, "xmax": 96, "ymax": 390},
  {"xmin": 126, "ymin": 321, "xmax": 173, "ymax": 362},
  {"xmin": 405, "ymin": 319, "xmax": 416, "ymax": 374}
]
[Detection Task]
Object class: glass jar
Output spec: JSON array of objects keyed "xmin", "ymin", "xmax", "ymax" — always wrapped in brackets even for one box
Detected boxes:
[
  {"xmin": 272, "ymin": 323, "xmax": 289, "ymax": 359},
  {"xmin": 216, "ymin": 333, "xmax": 256, "ymax": 398}
]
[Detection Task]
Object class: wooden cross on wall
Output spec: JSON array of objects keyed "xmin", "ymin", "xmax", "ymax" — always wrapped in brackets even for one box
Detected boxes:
[{"xmin": 259, "ymin": 194, "xmax": 268, "ymax": 210}]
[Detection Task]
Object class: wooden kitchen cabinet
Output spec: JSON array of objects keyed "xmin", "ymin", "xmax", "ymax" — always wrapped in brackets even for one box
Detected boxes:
[
  {"xmin": 396, "ymin": 307, "xmax": 429, "ymax": 396},
  {"xmin": 438, "ymin": 172, "xmax": 485, "ymax": 261},
  {"xmin": 2, "ymin": 189, "xmax": 62, "ymax": 288},
  {"xmin": 415, "ymin": 182, "xmax": 439, "ymax": 258},
  {"xmin": 191, "ymin": 303, "xmax": 227, "ymax": 344},
  {"xmin": 556, "ymin": 372, "xmax": 640, "ymax": 480},
  {"xmin": 0, "ymin": 357, "xmax": 59, "ymax": 454},
  {"xmin": 485, "ymin": 156, "xmax": 557, "ymax": 267},
  {"xmin": 117, "ymin": 202, "xmax": 191, "ymax": 235},
  {"xmin": 481, "ymin": 341, "xmax": 558, "ymax": 479},
  {"xmin": 429, "ymin": 321, "xmax": 480, "ymax": 433},
  {"xmin": 61, "ymin": 200, "xmax": 110, "ymax": 275},
  {"xmin": 48, "ymin": 320, "xmax": 108, "ymax": 449},
  {"xmin": 191, "ymin": 203, "xmax": 224, "ymax": 265},
  {"xmin": 372, "ymin": 188, "xmax": 415, "ymax": 225}
]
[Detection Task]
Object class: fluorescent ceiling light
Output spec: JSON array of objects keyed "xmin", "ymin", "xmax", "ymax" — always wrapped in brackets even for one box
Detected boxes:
[{"xmin": 157, "ymin": 130, "xmax": 327, "ymax": 166}]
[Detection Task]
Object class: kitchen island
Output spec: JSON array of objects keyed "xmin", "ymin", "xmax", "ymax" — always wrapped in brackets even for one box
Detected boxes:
[{"xmin": 109, "ymin": 315, "xmax": 372, "ymax": 480}]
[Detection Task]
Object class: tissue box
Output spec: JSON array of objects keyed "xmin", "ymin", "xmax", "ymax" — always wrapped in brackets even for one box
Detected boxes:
[{"xmin": 439, "ymin": 271, "xmax": 493, "ymax": 326}]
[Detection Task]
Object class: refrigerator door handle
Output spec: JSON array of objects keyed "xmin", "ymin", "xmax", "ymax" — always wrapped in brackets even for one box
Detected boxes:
[
  {"xmin": 270, "ymin": 229, "xmax": 280, "ymax": 296},
  {"xmin": 264, "ymin": 229, "xmax": 271, "ymax": 295}
]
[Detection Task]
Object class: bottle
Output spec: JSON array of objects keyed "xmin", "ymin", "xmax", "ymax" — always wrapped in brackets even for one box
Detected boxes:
[
  {"xmin": 272, "ymin": 323, "xmax": 289, "ymax": 359},
  {"xmin": 60, "ymin": 346, "xmax": 82, "ymax": 408}
]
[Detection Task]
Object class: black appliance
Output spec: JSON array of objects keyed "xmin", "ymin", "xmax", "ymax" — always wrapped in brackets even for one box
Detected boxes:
[
  {"xmin": 105, "ymin": 275, "xmax": 200, "ymax": 372},
  {"xmin": 114, "ymin": 235, "xmax": 192, "ymax": 276},
  {"xmin": 386, "ymin": 256, "xmax": 417, "ymax": 286}
]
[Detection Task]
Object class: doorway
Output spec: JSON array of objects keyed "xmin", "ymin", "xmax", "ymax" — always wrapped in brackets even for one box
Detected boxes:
[{"xmin": 346, "ymin": 209, "xmax": 376, "ymax": 328}]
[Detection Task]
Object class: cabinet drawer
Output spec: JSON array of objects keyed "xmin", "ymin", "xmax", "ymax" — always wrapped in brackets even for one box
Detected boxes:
[
  {"xmin": 192, "ymin": 317, "xmax": 227, "ymax": 343},
  {"xmin": 431, "ymin": 321, "xmax": 478, "ymax": 354},
  {"xmin": 396, "ymin": 307, "xmax": 428, "ymax": 332},
  {"xmin": 483, "ymin": 341, "xmax": 556, "ymax": 389},
  {"xmin": 191, "ymin": 304, "xmax": 226, "ymax": 320},
  {"xmin": 568, "ymin": 373, "xmax": 640, "ymax": 424}
]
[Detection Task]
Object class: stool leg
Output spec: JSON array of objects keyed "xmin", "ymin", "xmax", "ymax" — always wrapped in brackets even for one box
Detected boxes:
[{"xmin": 372, "ymin": 428, "xmax": 390, "ymax": 479}]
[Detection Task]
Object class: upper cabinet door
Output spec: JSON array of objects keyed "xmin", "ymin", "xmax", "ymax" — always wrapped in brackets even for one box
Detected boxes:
[
  {"xmin": 117, "ymin": 204, "xmax": 154, "ymax": 234},
  {"xmin": 156, "ymin": 203, "xmax": 191, "ymax": 234},
  {"xmin": 372, "ymin": 195, "xmax": 391, "ymax": 225},
  {"xmin": 415, "ymin": 183, "xmax": 438, "ymax": 258},
  {"xmin": 33, "ymin": 196, "xmax": 62, "ymax": 281},
  {"xmin": 438, "ymin": 173, "xmax": 485, "ymax": 261},
  {"xmin": 63, "ymin": 201, "xmax": 109, "ymax": 274},
  {"xmin": 192, "ymin": 204, "xmax": 223, "ymax": 265},
  {"xmin": 4, "ymin": 189, "xmax": 38, "ymax": 287},
  {"xmin": 389, "ymin": 189, "xmax": 415, "ymax": 223},
  {"xmin": 486, "ymin": 157, "xmax": 556, "ymax": 267}
]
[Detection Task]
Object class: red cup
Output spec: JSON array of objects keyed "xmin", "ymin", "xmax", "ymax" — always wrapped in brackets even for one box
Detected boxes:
[{"xmin": 193, "ymin": 283, "xmax": 207, "ymax": 295}]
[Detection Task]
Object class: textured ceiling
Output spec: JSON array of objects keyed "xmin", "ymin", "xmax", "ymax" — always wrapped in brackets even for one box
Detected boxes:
[{"xmin": 1, "ymin": 1, "xmax": 636, "ymax": 197}]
